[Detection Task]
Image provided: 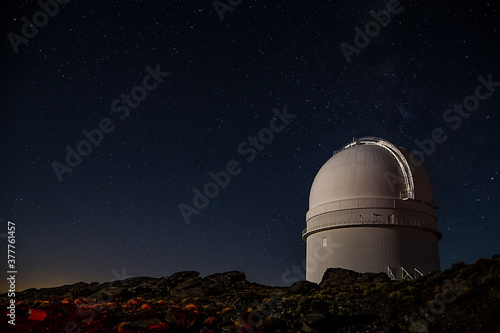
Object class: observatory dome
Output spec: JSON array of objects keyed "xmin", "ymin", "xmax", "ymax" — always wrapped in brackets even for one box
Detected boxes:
[
  {"xmin": 303, "ymin": 137, "xmax": 441, "ymax": 283},
  {"xmin": 309, "ymin": 138, "xmax": 434, "ymax": 212}
]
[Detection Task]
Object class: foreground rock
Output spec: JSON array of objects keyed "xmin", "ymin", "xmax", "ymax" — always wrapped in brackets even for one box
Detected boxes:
[{"xmin": 1, "ymin": 256, "xmax": 499, "ymax": 332}]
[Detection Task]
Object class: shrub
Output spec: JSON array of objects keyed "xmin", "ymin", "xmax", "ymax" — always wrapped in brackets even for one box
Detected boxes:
[
  {"xmin": 184, "ymin": 304, "xmax": 199, "ymax": 313},
  {"xmin": 401, "ymin": 295, "xmax": 415, "ymax": 304},
  {"xmin": 389, "ymin": 291, "xmax": 404, "ymax": 301},
  {"xmin": 459, "ymin": 287, "xmax": 472, "ymax": 298},
  {"xmin": 425, "ymin": 271, "xmax": 445, "ymax": 287},
  {"xmin": 126, "ymin": 298, "xmax": 138, "ymax": 306},
  {"xmin": 220, "ymin": 307, "xmax": 232, "ymax": 314},
  {"xmin": 467, "ymin": 273, "xmax": 480, "ymax": 286},
  {"xmin": 405, "ymin": 286, "xmax": 416, "ymax": 294},
  {"xmin": 382, "ymin": 284, "xmax": 394, "ymax": 294},
  {"xmin": 480, "ymin": 275, "xmax": 493, "ymax": 285},
  {"xmin": 458, "ymin": 266, "xmax": 476, "ymax": 280},
  {"xmin": 442, "ymin": 288, "xmax": 456, "ymax": 300},
  {"xmin": 450, "ymin": 261, "xmax": 466, "ymax": 271},
  {"xmin": 204, "ymin": 316, "xmax": 217, "ymax": 325}
]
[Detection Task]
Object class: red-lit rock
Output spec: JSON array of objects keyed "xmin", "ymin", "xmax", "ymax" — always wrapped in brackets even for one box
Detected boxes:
[{"xmin": 28, "ymin": 309, "xmax": 47, "ymax": 321}]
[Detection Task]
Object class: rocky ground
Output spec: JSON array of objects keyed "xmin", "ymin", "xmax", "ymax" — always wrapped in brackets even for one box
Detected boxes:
[{"xmin": 1, "ymin": 255, "xmax": 499, "ymax": 332}]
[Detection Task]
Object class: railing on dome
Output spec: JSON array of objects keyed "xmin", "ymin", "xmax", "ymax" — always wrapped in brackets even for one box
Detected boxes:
[
  {"xmin": 333, "ymin": 137, "xmax": 415, "ymax": 200},
  {"xmin": 302, "ymin": 218, "xmax": 442, "ymax": 239}
]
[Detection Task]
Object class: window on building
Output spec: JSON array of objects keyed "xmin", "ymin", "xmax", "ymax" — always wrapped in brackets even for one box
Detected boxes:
[{"xmin": 321, "ymin": 237, "xmax": 327, "ymax": 247}]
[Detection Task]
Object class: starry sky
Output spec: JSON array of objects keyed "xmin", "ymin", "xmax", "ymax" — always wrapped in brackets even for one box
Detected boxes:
[{"xmin": 0, "ymin": 0, "xmax": 499, "ymax": 293}]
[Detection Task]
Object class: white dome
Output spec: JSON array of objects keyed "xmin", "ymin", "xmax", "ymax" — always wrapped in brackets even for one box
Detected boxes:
[{"xmin": 309, "ymin": 137, "xmax": 433, "ymax": 211}]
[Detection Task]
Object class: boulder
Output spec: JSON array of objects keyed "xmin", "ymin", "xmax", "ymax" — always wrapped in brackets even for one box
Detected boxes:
[
  {"xmin": 288, "ymin": 280, "xmax": 319, "ymax": 295},
  {"xmin": 319, "ymin": 268, "xmax": 363, "ymax": 287},
  {"xmin": 319, "ymin": 268, "xmax": 389, "ymax": 287},
  {"xmin": 170, "ymin": 278, "xmax": 206, "ymax": 297}
]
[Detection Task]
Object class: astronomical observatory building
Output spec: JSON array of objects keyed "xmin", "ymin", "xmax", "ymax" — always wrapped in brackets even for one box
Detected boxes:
[{"xmin": 302, "ymin": 137, "xmax": 441, "ymax": 283}]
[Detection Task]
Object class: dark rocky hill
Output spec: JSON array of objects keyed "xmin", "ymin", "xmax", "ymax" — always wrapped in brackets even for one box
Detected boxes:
[{"xmin": 1, "ymin": 255, "xmax": 499, "ymax": 332}]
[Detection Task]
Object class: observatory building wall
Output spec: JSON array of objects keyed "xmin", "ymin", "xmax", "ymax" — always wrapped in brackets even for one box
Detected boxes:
[{"xmin": 305, "ymin": 226, "xmax": 441, "ymax": 283}]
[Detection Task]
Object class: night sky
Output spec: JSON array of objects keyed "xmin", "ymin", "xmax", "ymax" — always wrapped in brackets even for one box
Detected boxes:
[{"xmin": 1, "ymin": 0, "xmax": 499, "ymax": 293}]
